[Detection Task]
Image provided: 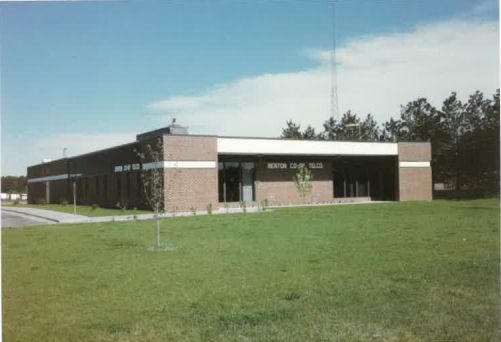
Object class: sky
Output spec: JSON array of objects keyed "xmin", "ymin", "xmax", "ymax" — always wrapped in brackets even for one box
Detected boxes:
[{"xmin": 1, "ymin": 0, "xmax": 499, "ymax": 176}]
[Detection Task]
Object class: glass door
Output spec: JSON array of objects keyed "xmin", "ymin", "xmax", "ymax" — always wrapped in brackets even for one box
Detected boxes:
[
  {"xmin": 224, "ymin": 162, "xmax": 240, "ymax": 202},
  {"xmin": 241, "ymin": 162, "xmax": 255, "ymax": 202}
]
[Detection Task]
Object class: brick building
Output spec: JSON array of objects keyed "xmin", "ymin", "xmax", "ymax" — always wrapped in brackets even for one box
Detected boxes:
[{"xmin": 27, "ymin": 124, "xmax": 432, "ymax": 211}]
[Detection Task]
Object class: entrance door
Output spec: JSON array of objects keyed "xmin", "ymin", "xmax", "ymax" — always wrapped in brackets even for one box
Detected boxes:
[
  {"xmin": 241, "ymin": 162, "xmax": 254, "ymax": 202},
  {"xmin": 224, "ymin": 162, "xmax": 240, "ymax": 202}
]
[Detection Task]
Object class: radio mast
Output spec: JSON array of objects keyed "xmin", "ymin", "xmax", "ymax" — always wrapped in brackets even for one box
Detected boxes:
[{"xmin": 330, "ymin": 0, "xmax": 339, "ymax": 120}]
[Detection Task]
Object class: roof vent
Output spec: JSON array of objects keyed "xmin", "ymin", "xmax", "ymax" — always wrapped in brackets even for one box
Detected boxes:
[{"xmin": 168, "ymin": 118, "xmax": 188, "ymax": 135}]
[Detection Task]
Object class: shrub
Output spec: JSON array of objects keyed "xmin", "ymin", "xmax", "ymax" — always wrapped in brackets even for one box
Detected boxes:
[
  {"xmin": 224, "ymin": 203, "xmax": 230, "ymax": 214},
  {"xmin": 190, "ymin": 206, "xmax": 197, "ymax": 216},
  {"xmin": 36, "ymin": 198, "xmax": 46, "ymax": 205},
  {"xmin": 206, "ymin": 203, "xmax": 213, "ymax": 215},
  {"xmin": 116, "ymin": 200, "xmax": 127, "ymax": 211},
  {"xmin": 240, "ymin": 201, "xmax": 247, "ymax": 213},
  {"xmin": 91, "ymin": 203, "xmax": 99, "ymax": 210},
  {"xmin": 260, "ymin": 198, "xmax": 269, "ymax": 211},
  {"xmin": 13, "ymin": 199, "xmax": 20, "ymax": 205}
]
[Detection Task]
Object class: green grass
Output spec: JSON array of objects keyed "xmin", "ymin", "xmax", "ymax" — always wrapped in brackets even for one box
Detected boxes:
[
  {"xmin": 2, "ymin": 199, "xmax": 499, "ymax": 341},
  {"xmin": 6, "ymin": 203, "xmax": 151, "ymax": 217}
]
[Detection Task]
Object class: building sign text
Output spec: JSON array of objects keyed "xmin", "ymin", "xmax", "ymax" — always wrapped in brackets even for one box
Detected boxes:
[{"xmin": 266, "ymin": 162, "xmax": 323, "ymax": 169}]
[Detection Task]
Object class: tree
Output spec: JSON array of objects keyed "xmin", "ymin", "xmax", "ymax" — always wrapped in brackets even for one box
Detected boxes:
[
  {"xmin": 440, "ymin": 92, "xmax": 466, "ymax": 190},
  {"xmin": 322, "ymin": 116, "xmax": 337, "ymax": 140},
  {"xmin": 381, "ymin": 117, "xmax": 403, "ymax": 142},
  {"xmin": 460, "ymin": 90, "xmax": 500, "ymax": 194},
  {"xmin": 336, "ymin": 110, "xmax": 362, "ymax": 140},
  {"xmin": 293, "ymin": 164, "xmax": 313, "ymax": 203},
  {"xmin": 360, "ymin": 114, "xmax": 380, "ymax": 141},
  {"xmin": 281, "ymin": 120, "xmax": 302, "ymax": 139},
  {"xmin": 398, "ymin": 98, "xmax": 441, "ymax": 142},
  {"xmin": 1, "ymin": 176, "xmax": 27, "ymax": 195},
  {"xmin": 302, "ymin": 125, "xmax": 319, "ymax": 139},
  {"xmin": 136, "ymin": 138, "xmax": 164, "ymax": 250}
]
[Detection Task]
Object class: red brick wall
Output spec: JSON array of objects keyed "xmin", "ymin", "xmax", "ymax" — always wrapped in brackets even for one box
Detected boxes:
[
  {"xmin": 398, "ymin": 142, "xmax": 432, "ymax": 201},
  {"xmin": 398, "ymin": 167, "xmax": 433, "ymax": 201},
  {"xmin": 398, "ymin": 142, "xmax": 431, "ymax": 162},
  {"xmin": 254, "ymin": 159, "xmax": 333, "ymax": 205},
  {"xmin": 163, "ymin": 135, "xmax": 218, "ymax": 212},
  {"xmin": 164, "ymin": 134, "xmax": 217, "ymax": 161}
]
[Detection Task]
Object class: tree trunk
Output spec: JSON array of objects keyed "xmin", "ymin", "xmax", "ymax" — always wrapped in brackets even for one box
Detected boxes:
[{"xmin": 156, "ymin": 213, "xmax": 161, "ymax": 249}]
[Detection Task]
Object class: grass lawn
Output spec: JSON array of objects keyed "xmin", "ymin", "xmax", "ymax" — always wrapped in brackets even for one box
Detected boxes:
[
  {"xmin": 5, "ymin": 203, "xmax": 151, "ymax": 217},
  {"xmin": 2, "ymin": 199, "xmax": 499, "ymax": 341}
]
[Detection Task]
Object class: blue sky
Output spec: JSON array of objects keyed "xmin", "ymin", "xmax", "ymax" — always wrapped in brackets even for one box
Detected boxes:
[{"xmin": 1, "ymin": 0, "xmax": 499, "ymax": 175}]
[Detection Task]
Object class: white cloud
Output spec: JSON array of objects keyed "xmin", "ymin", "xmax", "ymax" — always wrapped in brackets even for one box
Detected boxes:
[{"xmin": 147, "ymin": 19, "xmax": 499, "ymax": 137}]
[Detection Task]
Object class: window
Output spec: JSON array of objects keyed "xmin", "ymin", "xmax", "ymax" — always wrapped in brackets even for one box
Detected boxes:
[
  {"xmin": 332, "ymin": 157, "xmax": 396, "ymax": 200},
  {"xmin": 218, "ymin": 162, "xmax": 255, "ymax": 202},
  {"xmin": 117, "ymin": 175, "xmax": 122, "ymax": 198},
  {"xmin": 95, "ymin": 176, "xmax": 100, "ymax": 196},
  {"xmin": 84, "ymin": 178, "xmax": 89, "ymax": 197},
  {"xmin": 77, "ymin": 179, "xmax": 82, "ymax": 201},
  {"xmin": 103, "ymin": 175, "xmax": 108, "ymax": 200},
  {"xmin": 126, "ymin": 173, "xmax": 131, "ymax": 198},
  {"xmin": 137, "ymin": 172, "xmax": 142, "ymax": 197}
]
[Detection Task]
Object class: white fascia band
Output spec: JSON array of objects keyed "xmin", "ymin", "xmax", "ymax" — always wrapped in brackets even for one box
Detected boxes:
[
  {"xmin": 399, "ymin": 161, "xmax": 430, "ymax": 168},
  {"xmin": 217, "ymin": 137, "xmax": 398, "ymax": 156},
  {"xmin": 143, "ymin": 161, "xmax": 216, "ymax": 170},
  {"xmin": 27, "ymin": 173, "xmax": 82, "ymax": 183}
]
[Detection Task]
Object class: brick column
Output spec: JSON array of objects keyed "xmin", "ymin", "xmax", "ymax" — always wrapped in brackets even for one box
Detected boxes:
[
  {"xmin": 163, "ymin": 135, "xmax": 218, "ymax": 212},
  {"xmin": 397, "ymin": 142, "xmax": 432, "ymax": 201}
]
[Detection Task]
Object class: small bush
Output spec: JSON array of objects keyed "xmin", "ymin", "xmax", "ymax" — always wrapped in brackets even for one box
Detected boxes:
[
  {"xmin": 116, "ymin": 200, "xmax": 127, "ymax": 211},
  {"xmin": 190, "ymin": 206, "xmax": 197, "ymax": 216},
  {"xmin": 91, "ymin": 203, "xmax": 99, "ymax": 210},
  {"xmin": 224, "ymin": 203, "xmax": 230, "ymax": 214},
  {"xmin": 260, "ymin": 198, "xmax": 269, "ymax": 211},
  {"xmin": 240, "ymin": 201, "xmax": 247, "ymax": 213},
  {"xmin": 36, "ymin": 198, "xmax": 46, "ymax": 205},
  {"xmin": 13, "ymin": 199, "xmax": 20, "ymax": 205},
  {"xmin": 207, "ymin": 203, "xmax": 213, "ymax": 215}
]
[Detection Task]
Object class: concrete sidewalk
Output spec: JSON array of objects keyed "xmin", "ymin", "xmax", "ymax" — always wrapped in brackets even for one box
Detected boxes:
[
  {"xmin": 2, "ymin": 205, "xmax": 261, "ymax": 225},
  {"xmin": 2, "ymin": 206, "xmax": 90, "ymax": 223}
]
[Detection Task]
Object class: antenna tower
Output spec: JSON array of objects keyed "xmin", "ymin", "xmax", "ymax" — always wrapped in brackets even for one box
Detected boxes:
[{"xmin": 330, "ymin": 0, "xmax": 339, "ymax": 120}]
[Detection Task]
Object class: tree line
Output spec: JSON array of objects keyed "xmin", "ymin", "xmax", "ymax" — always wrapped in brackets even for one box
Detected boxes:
[
  {"xmin": 281, "ymin": 89, "xmax": 500, "ymax": 198},
  {"xmin": 1, "ymin": 176, "xmax": 28, "ymax": 194}
]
